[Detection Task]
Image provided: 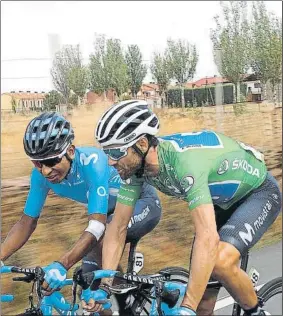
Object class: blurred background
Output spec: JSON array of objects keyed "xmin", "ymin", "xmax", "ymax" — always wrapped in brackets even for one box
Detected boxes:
[{"xmin": 1, "ymin": 1, "xmax": 282, "ymax": 314}]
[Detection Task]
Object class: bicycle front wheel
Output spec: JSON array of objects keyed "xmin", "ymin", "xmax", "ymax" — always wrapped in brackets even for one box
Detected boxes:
[{"xmin": 257, "ymin": 277, "xmax": 282, "ymax": 315}]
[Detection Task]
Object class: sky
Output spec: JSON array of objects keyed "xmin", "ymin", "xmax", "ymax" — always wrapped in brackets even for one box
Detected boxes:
[{"xmin": 1, "ymin": 1, "xmax": 282, "ymax": 93}]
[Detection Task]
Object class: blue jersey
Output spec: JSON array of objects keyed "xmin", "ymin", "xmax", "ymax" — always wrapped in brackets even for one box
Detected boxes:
[{"xmin": 24, "ymin": 147, "xmax": 122, "ymax": 218}]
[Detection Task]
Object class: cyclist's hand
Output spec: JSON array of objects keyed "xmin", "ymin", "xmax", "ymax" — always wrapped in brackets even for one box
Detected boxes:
[
  {"xmin": 42, "ymin": 261, "xmax": 67, "ymax": 293},
  {"xmin": 81, "ymin": 287, "xmax": 112, "ymax": 313},
  {"xmin": 171, "ymin": 306, "xmax": 196, "ymax": 315},
  {"xmin": 0, "ymin": 260, "xmax": 4, "ymax": 267}
]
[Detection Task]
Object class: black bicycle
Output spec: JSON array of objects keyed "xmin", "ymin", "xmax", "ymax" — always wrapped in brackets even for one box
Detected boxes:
[
  {"xmin": 77, "ymin": 239, "xmax": 282, "ymax": 315},
  {"xmin": 1, "ymin": 240, "xmax": 281, "ymax": 315}
]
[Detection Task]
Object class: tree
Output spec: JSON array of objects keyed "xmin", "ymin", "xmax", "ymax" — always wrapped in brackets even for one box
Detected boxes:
[
  {"xmin": 89, "ymin": 35, "xmax": 128, "ymax": 99},
  {"xmin": 11, "ymin": 97, "xmax": 17, "ymax": 113},
  {"xmin": 105, "ymin": 38, "xmax": 128, "ymax": 97},
  {"xmin": 165, "ymin": 38, "xmax": 198, "ymax": 108},
  {"xmin": 210, "ymin": 1, "xmax": 250, "ymax": 103},
  {"xmin": 51, "ymin": 45, "xmax": 86, "ymax": 103},
  {"xmin": 89, "ymin": 35, "xmax": 110, "ymax": 99},
  {"xmin": 150, "ymin": 52, "xmax": 171, "ymax": 107},
  {"xmin": 125, "ymin": 45, "xmax": 147, "ymax": 98},
  {"xmin": 67, "ymin": 66, "xmax": 89, "ymax": 105},
  {"xmin": 43, "ymin": 90, "xmax": 63, "ymax": 110},
  {"xmin": 250, "ymin": 1, "xmax": 282, "ymax": 100}
]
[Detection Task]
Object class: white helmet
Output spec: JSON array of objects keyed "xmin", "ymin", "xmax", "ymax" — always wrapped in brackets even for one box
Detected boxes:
[{"xmin": 95, "ymin": 100, "xmax": 160, "ymax": 147}]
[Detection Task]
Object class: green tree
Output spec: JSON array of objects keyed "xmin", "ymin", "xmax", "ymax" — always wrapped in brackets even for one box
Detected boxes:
[
  {"xmin": 210, "ymin": 1, "xmax": 250, "ymax": 103},
  {"xmin": 250, "ymin": 1, "xmax": 282, "ymax": 100},
  {"xmin": 165, "ymin": 38, "xmax": 198, "ymax": 108},
  {"xmin": 89, "ymin": 35, "xmax": 128, "ymax": 99},
  {"xmin": 51, "ymin": 45, "xmax": 86, "ymax": 103},
  {"xmin": 89, "ymin": 34, "xmax": 110, "ymax": 99},
  {"xmin": 150, "ymin": 52, "xmax": 171, "ymax": 107},
  {"xmin": 125, "ymin": 45, "xmax": 147, "ymax": 98},
  {"xmin": 106, "ymin": 38, "xmax": 128, "ymax": 97},
  {"xmin": 11, "ymin": 97, "xmax": 17, "ymax": 113},
  {"xmin": 43, "ymin": 90, "xmax": 63, "ymax": 110},
  {"xmin": 67, "ymin": 66, "xmax": 89, "ymax": 104}
]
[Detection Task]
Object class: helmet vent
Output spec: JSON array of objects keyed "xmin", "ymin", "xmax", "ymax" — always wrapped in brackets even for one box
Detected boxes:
[
  {"xmin": 23, "ymin": 112, "xmax": 74, "ymax": 159},
  {"xmin": 149, "ymin": 117, "xmax": 158, "ymax": 127},
  {"xmin": 42, "ymin": 124, "xmax": 48, "ymax": 132},
  {"xmin": 95, "ymin": 100, "xmax": 160, "ymax": 147}
]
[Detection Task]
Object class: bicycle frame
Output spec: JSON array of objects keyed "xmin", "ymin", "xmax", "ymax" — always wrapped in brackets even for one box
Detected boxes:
[
  {"xmin": 126, "ymin": 243, "xmax": 255, "ymax": 316},
  {"xmin": 77, "ymin": 268, "xmax": 188, "ymax": 316},
  {"xmin": 1, "ymin": 265, "xmax": 79, "ymax": 315}
]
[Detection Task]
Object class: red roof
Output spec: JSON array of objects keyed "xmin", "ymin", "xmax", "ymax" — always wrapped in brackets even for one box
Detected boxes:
[
  {"xmin": 141, "ymin": 83, "xmax": 159, "ymax": 92},
  {"xmin": 192, "ymin": 77, "xmax": 230, "ymax": 87}
]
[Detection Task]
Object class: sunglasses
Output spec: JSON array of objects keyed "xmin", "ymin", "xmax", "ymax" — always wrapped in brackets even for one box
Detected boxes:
[
  {"xmin": 30, "ymin": 146, "xmax": 69, "ymax": 168},
  {"xmin": 31, "ymin": 156, "xmax": 64, "ymax": 168},
  {"xmin": 103, "ymin": 135, "xmax": 145, "ymax": 161},
  {"xmin": 103, "ymin": 147, "xmax": 128, "ymax": 161}
]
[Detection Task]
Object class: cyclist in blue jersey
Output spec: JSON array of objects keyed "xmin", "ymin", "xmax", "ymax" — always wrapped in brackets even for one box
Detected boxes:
[{"xmin": 0, "ymin": 112, "xmax": 161, "ymax": 297}]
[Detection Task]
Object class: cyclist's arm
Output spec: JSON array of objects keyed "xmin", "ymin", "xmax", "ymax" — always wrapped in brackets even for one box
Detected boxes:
[
  {"xmin": 101, "ymin": 177, "xmax": 143, "ymax": 285},
  {"xmin": 1, "ymin": 169, "xmax": 49, "ymax": 261},
  {"xmin": 184, "ymin": 203, "xmax": 219, "ymax": 311},
  {"xmin": 58, "ymin": 154, "xmax": 110, "ymax": 270},
  {"xmin": 102, "ymin": 202, "xmax": 134, "ymax": 284},
  {"xmin": 1, "ymin": 214, "xmax": 39, "ymax": 261},
  {"xmin": 59, "ymin": 212, "xmax": 107, "ymax": 270},
  {"xmin": 175, "ymin": 153, "xmax": 219, "ymax": 310}
]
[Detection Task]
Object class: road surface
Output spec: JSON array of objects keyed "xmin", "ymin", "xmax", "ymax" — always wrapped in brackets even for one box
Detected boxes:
[{"xmin": 214, "ymin": 241, "xmax": 282, "ymax": 315}]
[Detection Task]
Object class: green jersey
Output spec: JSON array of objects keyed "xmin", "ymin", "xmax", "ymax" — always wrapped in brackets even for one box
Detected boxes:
[{"xmin": 117, "ymin": 131, "xmax": 267, "ymax": 211}]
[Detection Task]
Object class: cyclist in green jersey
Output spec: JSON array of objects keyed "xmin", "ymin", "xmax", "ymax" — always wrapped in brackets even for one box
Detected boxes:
[{"xmin": 81, "ymin": 100, "xmax": 281, "ymax": 316}]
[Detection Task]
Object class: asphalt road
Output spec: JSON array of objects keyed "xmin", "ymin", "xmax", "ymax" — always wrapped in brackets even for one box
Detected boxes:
[{"xmin": 214, "ymin": 241, "xmax": 282, "ymax": 315}]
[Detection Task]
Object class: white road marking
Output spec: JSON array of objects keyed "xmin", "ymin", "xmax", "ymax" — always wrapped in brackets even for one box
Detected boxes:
[{"xmin": 214, "ymin": 284, "xmax": 265, "ymax": 311}]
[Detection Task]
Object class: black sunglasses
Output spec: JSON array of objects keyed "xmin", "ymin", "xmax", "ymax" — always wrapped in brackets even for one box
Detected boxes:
[{"xmin": 31, "ymin": 156, "xmax": 64, "ymax": 168}]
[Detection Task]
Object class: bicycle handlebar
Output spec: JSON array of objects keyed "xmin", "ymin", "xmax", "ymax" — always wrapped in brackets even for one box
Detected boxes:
[{"xmin": 1, "ymin": 265, "xmax": 78, "ymax": 312}]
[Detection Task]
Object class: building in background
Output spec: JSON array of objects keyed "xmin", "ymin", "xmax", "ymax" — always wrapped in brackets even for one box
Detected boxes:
[
  {"xmin": 1, "ymin": 91, "xmax": 46, "ymax": 113},
  {"xmin": 86, "ymin": 89, "xmax": 117, "ymax": 105},
  {"xmin": 137, "ymin": 83, "xmax": 160, "ymax": 99}
]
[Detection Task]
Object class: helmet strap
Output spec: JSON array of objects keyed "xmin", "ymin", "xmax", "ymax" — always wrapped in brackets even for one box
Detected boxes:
[
  {"xmin": 133, "ymin": 137, "xmax": 152, "ymax": 178},
  {"xmin": 64, "ymin": 152, "xmax": 73, "ymax": 179}
]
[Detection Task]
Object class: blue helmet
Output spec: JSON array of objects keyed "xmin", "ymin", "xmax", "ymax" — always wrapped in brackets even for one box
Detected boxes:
[{"xmin": 23, "ymin": 112, "xmax": 74, "ymax": 159}]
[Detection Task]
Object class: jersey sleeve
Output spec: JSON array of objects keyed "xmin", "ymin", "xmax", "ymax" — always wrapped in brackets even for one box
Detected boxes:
[
  {"xmin": 82, "ymin": 152, "xmax": 110, "ymax": 216},
  {"xmin": 117, "ymin": 175, "xmax": 144, "ymax": 207},
  {"xmin": 24, "ymin": 168, "xmax": 50, "ymax": 218},
  {"xmin": 175, "ymin": 152, "xmax": 213, "ymax": 210}
]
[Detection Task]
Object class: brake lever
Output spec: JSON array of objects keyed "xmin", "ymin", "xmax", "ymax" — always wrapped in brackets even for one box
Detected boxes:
[
  {"xmin": 73, "ymin": 266, "xmax": 94, "ymax": 290},
  {"xmin": 33, "ymin": 267, "xmax": 45, "ymax": 300},
  {"xmin": 34, "ymin": 266, "xmax": 45, "ymax": 283}
]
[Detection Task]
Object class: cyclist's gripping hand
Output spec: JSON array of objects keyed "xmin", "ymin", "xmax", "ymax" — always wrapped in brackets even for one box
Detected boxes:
[
  {"xmin": 42, "ymin": 261, "xmax": 67, "ymax": 294},
  {"xmin": 81, "ymin": 287, "xmax": 112, "ymax": 313},
  {"xmin": 171, "ymin": 306, "xmax": 196, "ymax": 315}
]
